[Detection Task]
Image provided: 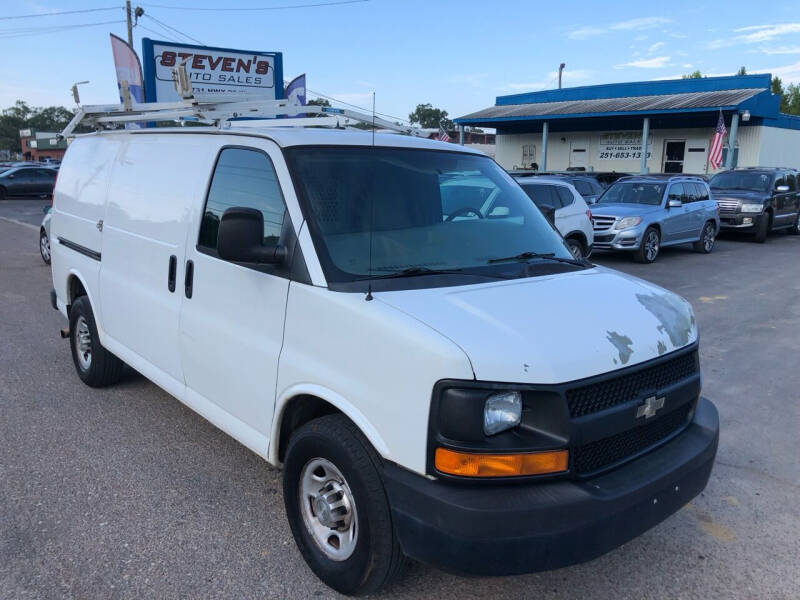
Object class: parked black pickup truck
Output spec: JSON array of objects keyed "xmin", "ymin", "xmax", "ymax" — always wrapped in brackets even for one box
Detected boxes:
[{"xmin": 710, "ymin": 168, "xmax": 800, "ymax": 242}]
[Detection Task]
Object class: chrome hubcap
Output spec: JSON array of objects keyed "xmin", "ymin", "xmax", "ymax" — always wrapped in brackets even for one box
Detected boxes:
[
  {"xmin": 704, "ymin": 225, "xmax": 715, "ymax": 251},
  {"xmin": 645, "ymin": 231, "xmax": 659, "ymax": 261},
  {"xmin": 74, "ymin": 316, "xmax": 92, "ymax": 370},
  {"xmin": 40, "ymin": 233, "xmax": 50, "ymax": 261},
  {"xmin": 299, "ymin": 458, "xmax": 358, "ymax": 561}
]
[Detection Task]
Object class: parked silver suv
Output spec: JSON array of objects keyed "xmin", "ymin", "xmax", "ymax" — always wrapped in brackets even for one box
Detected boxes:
[{"xmin": 591, "ymin": 175, "xmax": 720, "ymax": 263}]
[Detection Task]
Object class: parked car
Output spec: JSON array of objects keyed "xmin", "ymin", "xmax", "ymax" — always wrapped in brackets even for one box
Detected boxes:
[
  {"xmin": 514, "ymin": 176, "xmax": 594, "ymax": 258},
  {"xmin": 710, "ymin": 168, "xmax": 800, "ymax": 242},
  {"xmin": 512, "ymin": 171, "xmax": 630, "ymax": 204},
  {"xmin": 40, "ymin": 205, "xmax": 52, "ymax": 264},
  {"xmin": 51, "ymin": 127, "xmax": 718, "ymax": 595},
  {"xmin": 0, "ymin": 166, "xmax": 57, "ymax": 199},
  {"xmin": 591, "ymin": 174, "xmax": 720, "ymax": 263}
]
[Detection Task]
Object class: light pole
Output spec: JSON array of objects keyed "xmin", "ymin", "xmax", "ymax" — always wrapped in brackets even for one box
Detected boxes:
[{"xmin": 558, "ymin": 63, "xmax": 566, "ymax": 89}]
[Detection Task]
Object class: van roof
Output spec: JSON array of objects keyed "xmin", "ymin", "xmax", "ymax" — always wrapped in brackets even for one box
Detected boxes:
[{"xmin": 83, "ymin": 126, "xmax": 486, "ymax": 154}]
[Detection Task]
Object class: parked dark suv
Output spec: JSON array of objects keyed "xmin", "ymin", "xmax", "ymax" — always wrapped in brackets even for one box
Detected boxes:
[{"xmin": 710, "ymin": 168, "xmax": 800, "ymax": 242}]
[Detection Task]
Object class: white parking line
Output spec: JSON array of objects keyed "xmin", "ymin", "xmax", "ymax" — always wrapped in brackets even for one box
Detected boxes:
[{"xmin": 0, "ymin": 216, "xmax": 38, "ymax": 231}]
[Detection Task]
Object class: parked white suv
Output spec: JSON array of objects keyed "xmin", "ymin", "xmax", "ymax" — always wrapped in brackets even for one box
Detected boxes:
[
  {"xmin": 515, "ymin": 176, "xmax": 594, "ymax": 259},
  {"xmin": 50, "ymin": 127, "xmax": 718, "ymax": 595}
]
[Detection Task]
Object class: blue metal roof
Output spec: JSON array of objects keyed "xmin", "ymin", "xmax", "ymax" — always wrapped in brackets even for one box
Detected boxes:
[{"xmin": 455, "ymin": 74, "xmax": 797, "ymax": 130}]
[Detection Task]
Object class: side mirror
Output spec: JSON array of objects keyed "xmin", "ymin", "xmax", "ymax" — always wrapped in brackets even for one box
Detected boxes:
[
  {"xmin": 668, "ymin": 197, "xmax": 682, "ymax": 208},
  {"xmin": 7, "ymin": 174, "xmax": 14, "ymax": 179},
  {"xmin": 217, "ymin": 207, "xmax": 286, "ymax": 264},
  {"xmin": 776, "ymin": 185, "xmax": 790, "ymax": 193}
]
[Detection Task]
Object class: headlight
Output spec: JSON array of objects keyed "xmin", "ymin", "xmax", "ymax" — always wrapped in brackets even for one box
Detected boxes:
[
  {"xmin": 614, "ymin": 216, "xmax": 642, "ymax": 230},
  {"xmin": 483, "ymin": 391, "xmax": 522, "ymax": 435},
  {"xmin": 741, "ymin": 203, "xmax": 763, "ymax": 213}
]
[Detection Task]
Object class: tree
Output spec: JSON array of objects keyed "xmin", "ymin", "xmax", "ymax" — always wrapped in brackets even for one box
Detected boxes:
[
  {"xmin": 306, "ymin": 97, "xmax": 331, "ymax": 108},
  {"xmin": 736, "ymin": 66, "xmax": 747, "ymax": 76},
  {"xmin": 771, "ymin": 76, "xmax": 784, "ymax": 96},
  {"xmin": 408, "ymin": 103, "xmax": 452, "ymax": 129},
  {"xmin": 682, "ymin": 70, "xmax": 704, "ymax": 79},
  {"xmin": 0, "ymin": 101, "xmax": 78, "ymax": 153},
  {"xmin": 782, "ymin": 83, "xmax": 800, "ymax": 115}
]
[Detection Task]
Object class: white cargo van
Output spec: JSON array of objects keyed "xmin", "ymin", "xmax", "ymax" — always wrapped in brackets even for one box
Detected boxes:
[{"xmin": 51, "ymin": 125, "xmax": 718, "ymax": 595}]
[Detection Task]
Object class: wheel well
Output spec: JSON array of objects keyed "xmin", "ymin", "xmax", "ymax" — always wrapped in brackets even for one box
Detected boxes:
[
  {"xmin": 67, "ymin": 275, "xmax": 87, "ymax": 306},
  {"xmin": 277, "ymin": 395, "xmax": 341, "ymax": 462},
  {"xmin": 565, "ymin": 231, "xmax": 587, "ymax": 251},
  {"xmin": 648, "ymin": 223, "xmax": 661, "ymax": 236}
]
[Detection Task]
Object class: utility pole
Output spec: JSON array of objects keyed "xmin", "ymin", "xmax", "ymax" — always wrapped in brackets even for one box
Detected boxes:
[
  {"xmin": 558, "ymin": 63, "xmax": 566, "ymax": 89},
  {"xmin": 126, "ymin": 0, "xmax": 133, "ymax": 46}
]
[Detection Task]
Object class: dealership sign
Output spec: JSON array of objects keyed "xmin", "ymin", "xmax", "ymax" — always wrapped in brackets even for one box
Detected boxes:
[
  {"xmin": 142, "ymin": 38, "xmax": 283, "ymax": 103},
  {"xmin": 597, "ymin": 131, "xmax": 652, "ymax": 161}
]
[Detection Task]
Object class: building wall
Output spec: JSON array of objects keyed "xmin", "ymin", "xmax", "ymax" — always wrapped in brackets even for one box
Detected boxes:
[
  {"xmin": 495, "ymin": 125, "xmax": 765, "ymax": 174},
  {"xmin": 758, "ymin": 126, "xmax": 800, "ymax": 169}
]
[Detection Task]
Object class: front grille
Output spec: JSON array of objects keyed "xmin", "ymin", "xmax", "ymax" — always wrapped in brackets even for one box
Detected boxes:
[
  {"xmin": 716, "ymin": 199, "xmax": 739, "ymax": 213},
  {"xmin": 572, "ymin": 401, "xmax": 693, "ymax": 475},
  {"xmin": 566, "ymin": 350, "xmax": 698, "ymax": 418},
  {"xmin": 591, "ymin": 215, "xmax": 617, "ymax": 231}
]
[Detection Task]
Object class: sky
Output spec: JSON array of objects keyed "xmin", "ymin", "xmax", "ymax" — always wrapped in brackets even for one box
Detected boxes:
[{"xmin": 2, "ymin": 0, "xmax": 800, "ymax": 123}]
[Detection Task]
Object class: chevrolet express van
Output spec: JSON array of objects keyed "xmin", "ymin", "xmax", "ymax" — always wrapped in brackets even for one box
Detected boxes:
[{"xmin": 50, "ymin": 127, "xmax": 719, "ymax": 595}]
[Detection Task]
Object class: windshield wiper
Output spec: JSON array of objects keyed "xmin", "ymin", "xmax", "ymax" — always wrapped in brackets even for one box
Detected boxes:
[
  {"xmin": 355, "ymin": 266, "xmax": 509, "ymax": 281},
  {"xmin": 487, "ymin": 251, "xmax": 585, "ymax": 267}
]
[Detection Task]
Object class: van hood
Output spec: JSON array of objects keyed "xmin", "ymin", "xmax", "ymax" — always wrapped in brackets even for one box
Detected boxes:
[
  {"xmin": 591, "ymin": 204, "xmax": 661, "ymax": 218},
  {"xmin": 377, "ymin": 267, "xmax": 697, "ymax": 384}
]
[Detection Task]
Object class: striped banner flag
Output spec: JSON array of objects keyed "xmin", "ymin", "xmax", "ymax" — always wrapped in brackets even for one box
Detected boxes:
[
  {"xmin": 438, "ymin": 124, "xmax": 451, "ymax": 142},
  {"xmin": 709, "ymin": 111, "xmax": 727, "ymax": 170}
]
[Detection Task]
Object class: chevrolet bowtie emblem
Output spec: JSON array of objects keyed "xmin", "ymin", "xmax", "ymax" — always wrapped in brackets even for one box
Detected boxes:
[{"xmin": 636, "ymin": 395, "xmax": 665, "ymax": 419}]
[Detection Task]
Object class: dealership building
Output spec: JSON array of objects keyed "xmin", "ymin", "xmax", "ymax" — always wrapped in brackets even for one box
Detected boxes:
[{"xmin": 455, "ymin": 74, "xmax": 800, "ymax": 174}]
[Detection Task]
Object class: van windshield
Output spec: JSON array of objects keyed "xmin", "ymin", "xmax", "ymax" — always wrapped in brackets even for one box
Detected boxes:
[
  {"xmin": 598, "ymin": 182, "xmax": 665, "ymax": 206},
  {"xmin": 286, "ymin": 146, "xmax": 580, "ymax": 287}
]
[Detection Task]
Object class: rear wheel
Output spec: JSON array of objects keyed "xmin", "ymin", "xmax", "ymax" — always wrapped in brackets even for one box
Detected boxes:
[
  {"xmin": 565, "ymin": 238, "xmax": 584, "ymax": 259},
  {"xmin": 69, "ymin": 296, "xmax": 124, "ymax": 387},
  {"xmin": 693, "ymin": 222, "xmax": 716, "ymax": 253},
  {"xmin": 789, "ymin": 212, "xmax": 800, "ymax": 236},
  {"xmin": 39, "ymin": 229, "xmax": 51, "ymax": 264},
  {"xmin": 752, "ymin": 212, "xmax": 770, "ymax": 243},
  {"xmin": 283, "ymin": 414, "xmax": 404, "ymax": 595},
  {"xmin": 635, "ymin": 227, "xmax": 660, "ymax": 263}
]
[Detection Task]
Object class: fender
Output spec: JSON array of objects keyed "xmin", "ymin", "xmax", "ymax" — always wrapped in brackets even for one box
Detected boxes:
[
  {"xmin": 65, "ymin": 268, "xmax": 109, "ymax": 344},
  {"xmin": 269, "ymin": 383, "xmax": 391, "ymax": 466}
]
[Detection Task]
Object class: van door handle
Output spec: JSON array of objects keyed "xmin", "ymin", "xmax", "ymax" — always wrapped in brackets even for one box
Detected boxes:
[
  {"xmin": 167, "ymin": 255, "xmax": 177, "ymax": 292},
  {"xmin": 184, "ymin": 259, "xmax": 194, "ymax": 299}
]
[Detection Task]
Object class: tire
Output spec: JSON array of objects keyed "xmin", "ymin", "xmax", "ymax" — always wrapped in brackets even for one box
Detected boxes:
[
  {"xmin": 283, "ymin": 414, "xmax": 404, "ymax": 596},
  {"xmin": 635, "ymin": 226, "xmax": 660, "ymax": 263},
  {"xmin": 693, "ymin": 221, "xmax": 716, "ymax": 253},
  {"xmin": 752, "ymin": 212, "xmax": 769, "ymax": 243},
  {"xmin": 789, "ymin": 211, "xmax": 800, "ymax": 236},
  {"xmin": 39, "ymin": 229, "xmax": 51, "ymax": 264},
  {"xmin": 565, "ymin": 238, "xmax": 584, "ymax": 260},
  {"xmin": 68, "ymin": 296, "xmax": 124, "ymax": 387}
]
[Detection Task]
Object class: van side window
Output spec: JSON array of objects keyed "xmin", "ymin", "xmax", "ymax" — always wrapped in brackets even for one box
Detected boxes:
[{"xmin": 199, "ymin": 148, "xmax": 286, "ymax": 251}]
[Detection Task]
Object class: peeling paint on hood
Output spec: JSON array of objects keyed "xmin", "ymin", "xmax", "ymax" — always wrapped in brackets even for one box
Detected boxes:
[{"xmin": 377, "ymin": 266, "xmax": 698, "ymax": 384}]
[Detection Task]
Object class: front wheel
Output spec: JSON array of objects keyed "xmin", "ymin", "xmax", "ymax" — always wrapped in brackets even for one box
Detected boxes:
[
  {"xmin": 635, "ymin": 227, "xmax": 660, "ymax": 263},
  {"xmin": 693, "ymin": 222, "xmax": 716, "ymax": 253},
  {"xmin": 39, "ymin": 229, "xmax": 51, "ymax": 264},
  {"xmin": 752, "ymin": 213, "xmax": 769, "ymax": 243},
  {"xmin": 283, "ymin": 414, "xmax": 404, "ymax": 595}
]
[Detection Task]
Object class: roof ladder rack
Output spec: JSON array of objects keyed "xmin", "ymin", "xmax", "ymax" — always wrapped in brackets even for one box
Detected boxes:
[{"xmin": 60, "ymin": 66, "xmax": 423, "ymax": 139}]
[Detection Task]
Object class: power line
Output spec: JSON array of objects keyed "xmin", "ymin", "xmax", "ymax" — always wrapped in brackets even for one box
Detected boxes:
[
  {"xmin": 0, "ymin": 20, "xmax": 126, "ymax": 39},
  {"xmin": 139, "ymin": 0, "xmax": 368, "ymax": 11},
  {"xmin": 143, "ymin": 14, "xmax": 204, "ymax": 44},
  {"xmin": 0, "ymin": 6, "xmax": 122, "ymax": 20},
  {"xmin": 136, "ymin": 23, "xmax": 181, "ymax": 42}
]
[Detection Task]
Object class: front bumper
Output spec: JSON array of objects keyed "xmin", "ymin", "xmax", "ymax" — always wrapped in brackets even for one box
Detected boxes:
[
  {"xmin": 591, "ymin": 226, "xmax": 643, "ymax": 251},
  {"xmin": 383, "ymin": 396, "xmax": 718, "ymax": 576},
  {"xmin": 719, "ymin": 212, "xmax": 764, "ymax": 230}
]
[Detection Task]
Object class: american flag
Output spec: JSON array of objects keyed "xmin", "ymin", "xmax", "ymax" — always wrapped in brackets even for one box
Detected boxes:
[
  {"xmin": 709, "ymin": 111, "xmax": 727, "ymax": 170},
  {"xmin": 438, "ymin": 124, "xmax": 451, "ymax": 143}
]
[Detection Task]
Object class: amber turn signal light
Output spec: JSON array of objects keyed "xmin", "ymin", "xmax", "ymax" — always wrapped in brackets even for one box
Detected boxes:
[{"xmin": 434, "ymin": 447, "xmax": 568, "ymax": 477}]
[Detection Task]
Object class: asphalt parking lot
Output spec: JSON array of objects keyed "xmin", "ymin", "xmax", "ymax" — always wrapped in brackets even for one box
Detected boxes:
[{"xmin": 1, "ymin": 199, "xmax": 799, "ymax": 599}]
